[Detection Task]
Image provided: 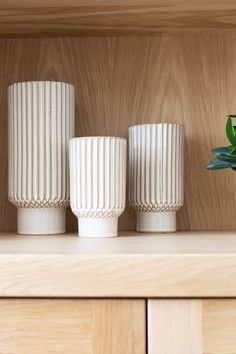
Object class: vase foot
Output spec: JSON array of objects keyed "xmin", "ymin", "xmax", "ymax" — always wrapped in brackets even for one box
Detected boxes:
[
  {"xmin": 78, "ymin": 217, "xmax": 118, "ymax": 237},
  {"xmin": 17, "ymin": 208, "xmax": 66, "ymax": 235},
  {"xmin": 137, "ymin": 211, "xmax": 176, "ymax": 233}
]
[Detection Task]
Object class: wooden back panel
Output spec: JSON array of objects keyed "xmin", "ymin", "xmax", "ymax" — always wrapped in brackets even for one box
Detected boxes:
[{"xmin": 0, "ymin": 35, "xmax": 235, "ymax": 231}]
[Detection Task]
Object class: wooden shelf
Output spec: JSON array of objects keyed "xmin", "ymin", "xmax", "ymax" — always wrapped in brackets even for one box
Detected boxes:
[
  {"xmin": 1, "ymin": 231, "xmax": 236, "ymax": 298},
  {"xmin": 1, "ymin": 0, "xmax": 236, "ymax": 37}
]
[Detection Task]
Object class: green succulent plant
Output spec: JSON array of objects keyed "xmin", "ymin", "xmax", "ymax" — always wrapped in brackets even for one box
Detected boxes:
[{"xmin": 207, "ymin": 115, "xmax": 236, "ymax": 170}]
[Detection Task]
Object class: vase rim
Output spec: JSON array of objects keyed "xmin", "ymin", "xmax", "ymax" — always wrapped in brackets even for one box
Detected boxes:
[
  {"xmin": 8, "ymin": 81, "xmax": 74, "ymax": 88},
  {"xmin": 129, "ymin": 123, "xmax": 184, "ymax": 129},
  {"xmin": 70, "ymin": 136, "xmax": 126, "ymax": 142}
]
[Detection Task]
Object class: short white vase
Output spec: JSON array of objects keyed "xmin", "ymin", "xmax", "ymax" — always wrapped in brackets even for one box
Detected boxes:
[
  {"xmin": 8, "ymin": 81, "xmax": 75, "ymax": 234},
  {"xmin": 129, "ymin": 123, "xmax": 184, "ymax": 233},
  {"xmin": 69, "ymin": 137, "xmax": 127, "ymax": 237}
]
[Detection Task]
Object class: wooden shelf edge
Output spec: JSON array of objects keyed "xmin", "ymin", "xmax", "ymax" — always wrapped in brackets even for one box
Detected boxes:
[
  {"xmin": 0, "ymin": 231, "xmax": 235, "ymax": 297},
  {"xmin": 1, "ymin": 1, "xmax": 236, "ymax": 37}
]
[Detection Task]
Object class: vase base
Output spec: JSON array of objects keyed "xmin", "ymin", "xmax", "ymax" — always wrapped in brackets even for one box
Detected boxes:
[
  {"xmin": 17, "ymin": 208, "xmax": 66, "ymax": 235},
  {"xmin": 78, "ymin": 217, "xmax": 118, "ymax": 237},
  {"xmin": 137, "ymin": 211, "xmax": 176, "ymax": 233}
]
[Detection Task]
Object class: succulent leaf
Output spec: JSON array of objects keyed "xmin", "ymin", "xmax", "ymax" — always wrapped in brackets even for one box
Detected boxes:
[
  {"xmin": 217, "ymin": 153, "xmax": 236, "ymax": 162},
  {"xmin": 207, "ymin": 115, "xmax": 236, "ymax": 172},
  {"xmin": 212, "ymin": 147, "xmax": 230, "ymax": 156},
  {"xmin": 226, "ymin": 116, "xmax": 236, "ymax": 145},
  {"xmin": 207, "ymin": 159, "xmax": 235, "ymax": 170},
  {"xmin": 230, "ymin": 146, "xmax": 236, "ymax": 155}
]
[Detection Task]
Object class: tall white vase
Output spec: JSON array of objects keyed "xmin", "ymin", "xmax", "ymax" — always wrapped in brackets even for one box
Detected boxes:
[
  {"xmin": 8, "ymin": 81, "xmax": 75, "ymax": 235},
  {"xmin": 129, "ymin": 123, "xmax": 184, "ymax": 233},
  {"xmin": 69, "ymin": 137, "xmax": 127, "ymax": 237}
]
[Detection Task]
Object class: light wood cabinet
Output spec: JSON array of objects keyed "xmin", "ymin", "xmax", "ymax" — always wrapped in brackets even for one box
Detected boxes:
[
  {"xmin": 0, "ymin": 299, "xmax": 145, "ymax": 354},
  {"xmin": 203, "ymin": 300, "xmax": 236, "ymax": 354},
  {"xmin": 148, "ymin": 300, "xmax": 202, "ymax": 354},
  {"xmin": 0, "ymin": 234, "xmax": 235, "ymax": 352},
  {"xmin": 0, "ymin": 1, "xmax": 236, "ymax": 353},
  {"xmin": 148, "ymin": 299, "xmax": 236, "ymax": 354},
  {"xmin": 2, "ymin": 297, "xmax": 236, "ymax": 353}
]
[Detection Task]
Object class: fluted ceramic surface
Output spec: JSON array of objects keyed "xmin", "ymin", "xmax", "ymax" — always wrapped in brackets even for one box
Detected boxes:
[
  {"xmin": 70, "ymin": 136, "xmax": 127, "ymax": 237},
  {"xmin": 8, "ymin": 81, "xmax": 75, "ymax": 209},
  {"xmin": 129, "ymin": 123, "xmax": 184, "ymax": 213},
  {"xmin": 69, "ymin": 137, "xmax": 127, "ymax": 219}
]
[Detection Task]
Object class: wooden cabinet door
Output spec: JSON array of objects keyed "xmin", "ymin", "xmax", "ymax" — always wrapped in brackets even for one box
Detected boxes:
[
  {"xmin": 148, "ymin": 299, "xmax": 236, "ymax": 354},
  {"xmin": 0, "ymin": 299, "xmax": 145, "ymax": 354}
]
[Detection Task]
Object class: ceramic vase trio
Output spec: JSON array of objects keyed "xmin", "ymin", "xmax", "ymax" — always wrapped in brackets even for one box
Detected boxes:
[{"xmin": 8, "ymin": 81, "xmax": 184, "ymax": 237}]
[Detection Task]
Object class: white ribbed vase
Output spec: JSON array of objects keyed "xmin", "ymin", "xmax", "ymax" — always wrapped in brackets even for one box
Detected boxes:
[
  {"xmin": 8, "ymin": 81, "xmax": 75, "ymax": 235},
  {"xmin": 129, "ymin": 123, "xmax": 184, "ymax": 233},
  {"xmin": 69, "ymin": 137, "xmax": 127, "ymax": 237}
]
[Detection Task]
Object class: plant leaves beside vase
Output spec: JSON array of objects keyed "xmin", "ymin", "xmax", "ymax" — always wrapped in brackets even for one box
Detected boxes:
[{"xmin": 207, "ymin": 115, "xmax": 236, "ymax": 170}]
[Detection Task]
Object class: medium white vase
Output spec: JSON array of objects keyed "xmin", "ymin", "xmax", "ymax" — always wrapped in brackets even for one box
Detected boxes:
[
  {"xmin": 69, "ymin": 137, "xmax": 127, "ymax": 237},
  {"xmin": 129, "ymin": 123, "xmax": 184, "ymax": 233},
  {"xmin": 8, "ymin": 81, "xmax": 75, "ymax": 234}
]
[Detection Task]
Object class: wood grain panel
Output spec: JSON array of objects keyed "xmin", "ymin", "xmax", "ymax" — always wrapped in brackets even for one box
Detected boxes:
[
  {"xmin": 203, "ymin": 300, "xmax": 236, "ymax": 354},
  {"xmin": 148, "ymin": 300, "xmax": 236, "ymax": 354},
  {"xmin": 2, "ymin": 1, "xmax": 236, "ymax": 36},
  {"xmin": 148, "ymin": 300, "xmax": 202, "ymax": 354},
  {"xmin": 1, "ymin": 232, "xmax": 236, "ymax": 297},
  {"xmin": 1, "ymin": 231, "xmax": 236, "ymax": 255},
  {"xmin": 1, "ymin": 36, "xmax": 236, "ymax": 231},
  {"xmin": 0, "ymin": 299, "xmax": 145, "ymax": 354}
]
